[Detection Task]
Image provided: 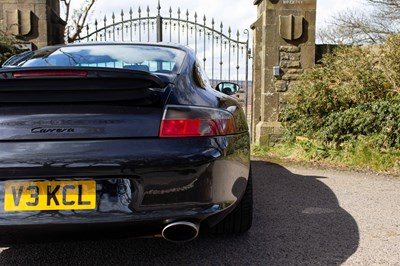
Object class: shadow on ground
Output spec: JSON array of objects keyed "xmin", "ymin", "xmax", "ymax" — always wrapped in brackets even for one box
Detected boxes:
[{"xmin": 0, "ymin": 161, "xmax": 359, "ymax": 265}]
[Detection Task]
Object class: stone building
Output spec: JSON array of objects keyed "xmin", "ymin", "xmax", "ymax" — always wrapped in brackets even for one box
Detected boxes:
[
  {"xmin": 0, "ymin": 0, "xmax": 65, "ymax": 49},
  {"xmin": 251, "ymin": 0, "xmax": 316, "ymax": 145}
]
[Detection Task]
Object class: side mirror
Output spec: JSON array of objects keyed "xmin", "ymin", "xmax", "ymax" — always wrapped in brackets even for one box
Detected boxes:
[{"xmin": 215, "ymin": 82, "xmax": 240, "ymax": 96}]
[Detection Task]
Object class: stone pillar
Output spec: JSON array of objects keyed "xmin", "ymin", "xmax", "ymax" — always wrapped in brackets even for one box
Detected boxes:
[
  {"xmin": 0, "ymin": 0, "xmax": 65, "ymax": 49},
  {"xmin": 251, "ymin": 0, "xmax": 316, "ymax": 145}
]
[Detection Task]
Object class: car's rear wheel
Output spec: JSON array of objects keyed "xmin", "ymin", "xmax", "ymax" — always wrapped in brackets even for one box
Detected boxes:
[{"xmin": 211, "ymin": 169, "xmax": 253, "ymax": 234}]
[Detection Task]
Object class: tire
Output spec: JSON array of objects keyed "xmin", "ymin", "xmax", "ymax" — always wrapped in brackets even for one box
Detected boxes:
[{"xmin": 211, "ymin": 169, "xmax": 253, "ymax": 234}]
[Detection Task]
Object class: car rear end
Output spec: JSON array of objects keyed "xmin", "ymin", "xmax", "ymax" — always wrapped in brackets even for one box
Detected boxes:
[{"xmin": 0, "ymin": 44, "xmax": 251, "ymax": 243}]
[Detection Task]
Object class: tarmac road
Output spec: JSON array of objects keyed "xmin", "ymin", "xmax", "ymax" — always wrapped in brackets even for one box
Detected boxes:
[{"xmin": 0, "ymin": 160, "xmax": 399, "ymax": 265}]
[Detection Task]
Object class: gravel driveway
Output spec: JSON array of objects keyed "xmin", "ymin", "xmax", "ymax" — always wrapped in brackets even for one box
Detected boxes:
[{"xmin": 0, "ymin": 160, "xmax": 399, "ymax": 265}]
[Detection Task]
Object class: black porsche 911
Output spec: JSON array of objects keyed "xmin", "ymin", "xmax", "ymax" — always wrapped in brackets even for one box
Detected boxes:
[{"xmin": 0, "ymin": 43, "xmax": 252, "ymax": 243}]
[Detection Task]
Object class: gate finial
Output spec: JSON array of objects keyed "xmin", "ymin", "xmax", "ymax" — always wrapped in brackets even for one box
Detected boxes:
[{"xmin": 157, "ymin": 0, "xmax": 161, "ymax": 15}]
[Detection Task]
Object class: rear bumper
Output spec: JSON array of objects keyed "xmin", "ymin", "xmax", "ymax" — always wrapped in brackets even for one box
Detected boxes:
[{"xmin": 0, "ymin": 134, "xmax": 250, "ymax": 240}]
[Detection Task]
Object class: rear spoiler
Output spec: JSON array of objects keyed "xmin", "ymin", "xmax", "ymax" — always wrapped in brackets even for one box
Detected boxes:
[
  {"xmin": 0, "ymin": 67, "xmax": 167, "ymax": 103},
  {"xmin": 0, "ymin": 67, "xmax": 164, "ymax": 89}
]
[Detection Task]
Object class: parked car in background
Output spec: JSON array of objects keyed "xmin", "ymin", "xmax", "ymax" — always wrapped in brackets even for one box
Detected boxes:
[{"xmin": 0, "ymin": 43, "xmax": 252, "ymax": 243}]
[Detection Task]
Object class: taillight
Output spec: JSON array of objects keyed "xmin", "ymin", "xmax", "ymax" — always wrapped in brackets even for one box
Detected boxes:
[
  {"xmin": 13, "ymin": 70, "xmax": 88, "ymax": 78},
  {"xmin": 159, "ymin": 105, "xmax": 236, "ymax": 137}
]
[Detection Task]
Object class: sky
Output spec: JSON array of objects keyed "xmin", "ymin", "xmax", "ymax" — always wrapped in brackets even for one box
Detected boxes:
[
  {"xmin": 74, "ymin": 0, "xmax": 365, "ymax": 34},
  {"xmin": 316, "ymin": 0, "xmax": 363, "ymax": 28}
]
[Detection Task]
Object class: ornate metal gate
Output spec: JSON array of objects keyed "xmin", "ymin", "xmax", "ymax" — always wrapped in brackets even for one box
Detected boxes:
[{"xmin": 71, "ymin": 1, "xmax": 252, "ymax": 118}]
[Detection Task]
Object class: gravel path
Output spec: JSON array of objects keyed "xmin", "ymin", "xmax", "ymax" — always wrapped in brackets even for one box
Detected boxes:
[{"xmin": 0, "ymin": 160, "xmax": 399, "ymax": 265}]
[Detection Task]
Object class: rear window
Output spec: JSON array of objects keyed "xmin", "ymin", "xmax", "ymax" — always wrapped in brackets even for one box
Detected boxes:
[{"xmin": 9, "ymin": 45, "xmax": 186, "ymax": 74}]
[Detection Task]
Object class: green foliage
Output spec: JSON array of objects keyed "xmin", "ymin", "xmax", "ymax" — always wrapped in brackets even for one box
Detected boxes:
[
  {"xmin": 0, "ymin": 32, "xmax": 19, "ymax": 65},
  {"xmin": 281, "ymin": 35, "xmax": 400, "ymax": 151},
  {"xmin": 322, "ymin": 100, "xmax": 400, "ymax": 149},
  {"xmin": 381, "ymin": 34, "xmax": 400, "ymax": 90},
  {"xmin": 253, "ymin": 137, "xmax": 400, "ymax": 175}
]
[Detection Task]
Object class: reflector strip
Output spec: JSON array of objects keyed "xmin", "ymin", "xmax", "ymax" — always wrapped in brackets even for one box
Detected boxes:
[{"xmin": 13, "ymin": 70, "xmax": 88, "ymax": 78}]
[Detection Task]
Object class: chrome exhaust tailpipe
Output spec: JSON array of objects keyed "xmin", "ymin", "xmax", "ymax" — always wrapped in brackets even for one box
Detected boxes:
[{"xmin": 162, "ymin": 221, "xmax": 200, "ymax": 243}]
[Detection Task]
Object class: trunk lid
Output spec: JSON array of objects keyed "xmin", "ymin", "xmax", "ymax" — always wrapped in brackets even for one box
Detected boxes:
[{"xmin": 0, "ymin": 67, "xmax": 170, "ymax": 140}]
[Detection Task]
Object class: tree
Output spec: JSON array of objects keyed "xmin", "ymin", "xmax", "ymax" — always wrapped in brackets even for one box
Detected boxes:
[
  {"xmin": 318, "ymin": 0, "xmax": 400, "ymax": 44},
  {"xmin": 61, "ymin": 0, "xmax": 97, "ymax": 43}
]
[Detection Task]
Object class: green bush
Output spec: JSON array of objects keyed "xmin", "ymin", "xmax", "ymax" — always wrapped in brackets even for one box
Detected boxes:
[
  {"xmin": 381, "ymin": 34, "xmax": 400, "ymax": 91},
  {"xmin": 281, "ymin": 34, "xmax": 400, "ymax": 150},
  {"xmin": 0, "ymin": 32, "xmax": 20, "ymax": 65},
  {"xmin": 321, "ymin": 99, "xmax": 400, "ymax": 149}
]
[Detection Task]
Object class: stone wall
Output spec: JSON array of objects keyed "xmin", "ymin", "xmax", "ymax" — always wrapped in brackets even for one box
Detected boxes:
[
  {"xmin": 0, "ymin": 0, "xmax": 65, "ymax": 49},
  {"xmin": 251, "ymin": 0, "xmax": 316, "ymax": 145}
]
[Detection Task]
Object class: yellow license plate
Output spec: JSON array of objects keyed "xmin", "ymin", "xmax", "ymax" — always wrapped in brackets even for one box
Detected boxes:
[{"xmin": 4, "ymin": 180, "xmax": 96, "ymax": 211}]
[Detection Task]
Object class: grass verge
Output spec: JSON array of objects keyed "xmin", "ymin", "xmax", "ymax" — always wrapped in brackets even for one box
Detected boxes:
[{"xmin": 252, "ymin": 138, "xmax": 400, "ymax": 176}]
